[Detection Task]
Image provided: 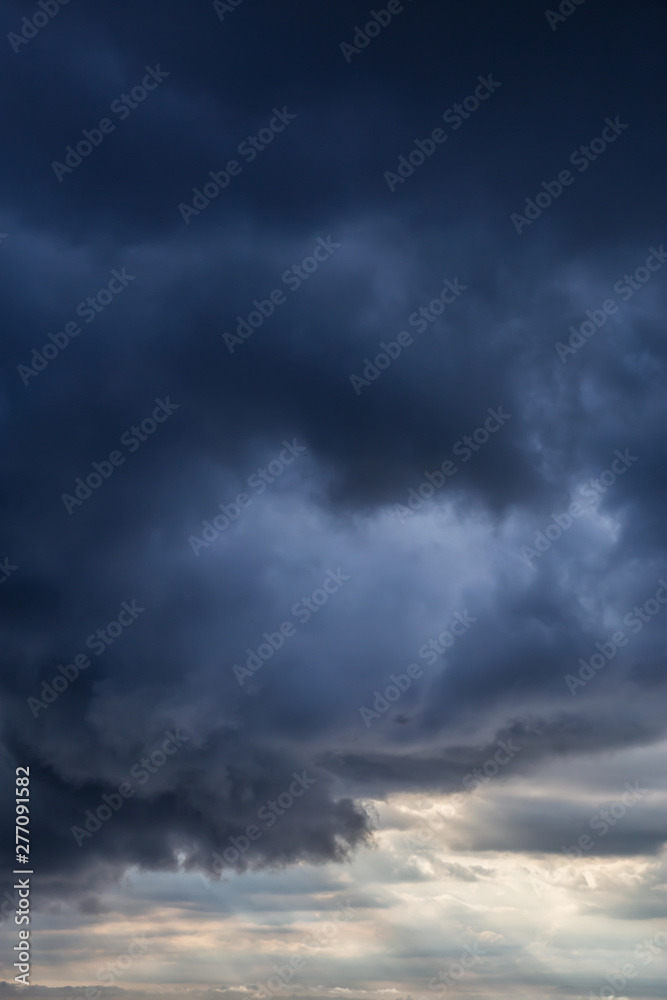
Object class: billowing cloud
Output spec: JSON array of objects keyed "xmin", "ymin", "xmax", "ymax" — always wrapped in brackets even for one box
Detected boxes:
[{"xmin": 1, "ymin": 1, "xmax": 667, "ymax": 996}]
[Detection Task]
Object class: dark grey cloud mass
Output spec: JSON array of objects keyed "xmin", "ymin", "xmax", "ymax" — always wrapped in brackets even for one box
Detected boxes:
[{"xmin": 1, "ymin": 0, "xmax": 666, "ymax": 915}]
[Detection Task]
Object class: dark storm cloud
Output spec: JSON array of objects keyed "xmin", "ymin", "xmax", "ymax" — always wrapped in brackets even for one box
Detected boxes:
[
  {"xmin": 448, "ymin": 789, "xmax": 667, "ymax": 856},
  {"xmin": 1, "ymin": 0, "xmax": 667, "ymax": 903}
]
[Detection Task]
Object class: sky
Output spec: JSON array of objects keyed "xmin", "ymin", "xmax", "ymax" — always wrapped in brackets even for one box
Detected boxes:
[{"xmin": 1, "ymin": 1, "xmax": 667, "ymax": 999}]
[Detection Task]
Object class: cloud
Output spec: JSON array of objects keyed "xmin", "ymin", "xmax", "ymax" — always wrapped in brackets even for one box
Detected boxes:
[{"xmin": 1, "ymin": 1, "xmax": 666, "ymax": 960}]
